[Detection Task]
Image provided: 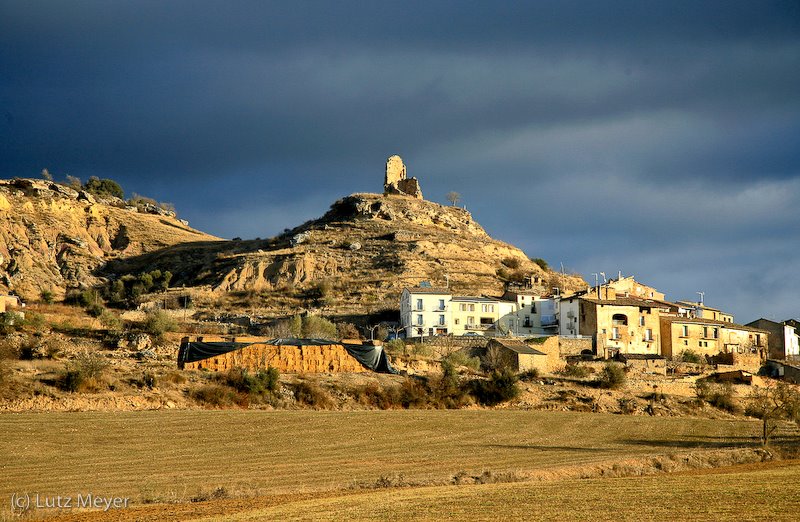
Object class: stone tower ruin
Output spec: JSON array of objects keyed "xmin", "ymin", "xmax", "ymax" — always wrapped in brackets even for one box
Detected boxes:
[{"xmin": 383, "ymin": 155, "xmax": 423, "ymax": 199}]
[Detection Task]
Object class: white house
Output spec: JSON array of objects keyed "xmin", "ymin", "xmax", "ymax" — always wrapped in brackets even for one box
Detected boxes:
[{"xmin": 400, "ymin": 287, "xmax": 452, "ymax": 337}]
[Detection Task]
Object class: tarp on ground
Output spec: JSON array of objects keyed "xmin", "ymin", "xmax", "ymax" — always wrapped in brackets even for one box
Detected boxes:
[{"xmin": 177, "ymin": 338, "xmax": 397, "ymax": 374}]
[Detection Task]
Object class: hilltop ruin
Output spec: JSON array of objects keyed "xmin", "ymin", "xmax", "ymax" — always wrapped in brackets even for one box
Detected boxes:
[{"xmin": 383, "ymin": 155, "xmax": 423, "ymax": 199}]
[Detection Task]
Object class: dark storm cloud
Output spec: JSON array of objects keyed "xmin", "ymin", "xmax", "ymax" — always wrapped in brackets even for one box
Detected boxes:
[{"xmin": 1, "ymin": 1, "xmax": 798, "ymax": 319}]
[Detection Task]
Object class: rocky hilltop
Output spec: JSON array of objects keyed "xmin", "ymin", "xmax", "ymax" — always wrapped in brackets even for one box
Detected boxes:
[
  {"xmin": 0, "ymin": 178, "xmax": 218, "ymax": 300},
  {"xmin": 107, "ymin": 191, "xmax": 585, "ymax": 317}
]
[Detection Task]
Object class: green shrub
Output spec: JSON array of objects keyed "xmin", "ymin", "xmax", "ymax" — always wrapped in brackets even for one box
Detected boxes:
[
  {"xmin": 84, "ymin": 176, "xmax": 124, "ymax": 199},
  {"xmin": 597, "ymin": 363, "xmax": 626, "ymax": 389},
  {"xmin": 559, "ymin": 363, "xmax": 592, "ymax": 378},
  {"xmin": 501, "ymin": 257, "xmax": 521, "ymax": 269},
  {"xmin": 444, "ymin": 350, "xmax": 481, "ymax": 371},
  {"xmin": 40, "ymin": 290, "xmax": 54, "ymax": 304},
  {"xmin": 680, "ymin": 350, "xmax": 703, "ymax": 364},
  {"xmin": 530, "ymin": 257, "xmax": 549, "ymax": 270},
  {"xmin": 21, "ymin": 311, "xmax": 47, "ymax": 332},
  {"xmin": 471, "ymin": 370, "xmax": 520, "ymax": 406},
  {"xmin": 99, "ymin": 309, "xmax": 122, "ymax": 331},
  {"xmin": 301, "ymin": 316, "xmax": 337, "ymax": 339},
  {"xmin": 142, "ymin": 309, "xmax": 177, "ymax": 338},
  {"xmin": 60, "ymin": 351, "xmax": 109, "ymax": 392},
  {"xmin": 336, "ymin": 322, "xmax": 360, "ymax": 340},
  {"xmin": 411, "ymin": 343, "xmax": 433, "ymax": 357},
  {"xmin": 0, "ymin": 312, "xmax": 24, "ymax": 334},
  {"xmin": 86, "ymin": 303, "xmax": 106, "ymax": 318},
  {"xmin": 383, "ymin": 339, "xmax": 406, "ymax": 355},
  {"xmin": 219, "ymin": 367, "xmax": 279, "ymax": 400}
]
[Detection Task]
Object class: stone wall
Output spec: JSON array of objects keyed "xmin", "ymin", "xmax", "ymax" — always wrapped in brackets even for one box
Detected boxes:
[
  {"xmin": 558, "ymin": 336, "xmax": 593, "ymax": 357},
  {"xmin": 182, "ymin": 341, "xmax": 366, "ymax": 373}
]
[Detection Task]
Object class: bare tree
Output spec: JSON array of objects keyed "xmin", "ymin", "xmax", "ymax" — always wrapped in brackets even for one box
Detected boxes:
[
  {"xmin": 747, "ymin": 381, "xmax": 800, "ymax": 446},
  {"xmin": 446, "ymin": 191, "xmax": 461, "ymax": 206},
  {"xmin": 40, "ymin": 168, "xmax": 52, "ymax": 181}
]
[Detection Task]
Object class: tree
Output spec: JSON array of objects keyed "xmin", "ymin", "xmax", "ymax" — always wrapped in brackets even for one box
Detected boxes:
[
  {"xmin": 84, "ymin": 176, "xmax": 124, "ymax": 199},
  {"xmin": 40, "ymin": 168, "xmax": 53, "ymax": 181},
  {"xmin": 747, "ymin": 381, "xmax": 800, "ymax": 446},
  {"xmin": 446, "ymin": 191, "xmax": 461, "ymax": 206},
  {"xmin": 65, "ymin": 175, "xmax": 82, "ymax": 190}
]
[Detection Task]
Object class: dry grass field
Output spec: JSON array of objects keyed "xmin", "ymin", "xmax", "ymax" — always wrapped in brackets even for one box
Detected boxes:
[{"xmin": 1, "ymin": 410, "xmax": 797, "ymax": 520}]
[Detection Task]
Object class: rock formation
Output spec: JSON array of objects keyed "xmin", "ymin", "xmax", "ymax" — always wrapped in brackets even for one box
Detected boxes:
[{"xmin": 383, "ymin": 155, "xmax": 423, "ymax": 199}]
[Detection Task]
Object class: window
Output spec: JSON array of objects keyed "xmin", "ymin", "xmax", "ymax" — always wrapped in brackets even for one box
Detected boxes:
[
  {"xmin": 416, "ymin": 299, "xmax": 423, "ymax": 311},
  {"xmin": 612, "ymin": 327, "xmax": 620, "ymax": 340},
  {"xmin": 460, "ymin": 303, "xmax": 466, "ymax": 311},
  {"xmin": 532, "ymin": 303, "xmax": 537, "ymax": 313},
  {"xmin": 439, "ymin": 314, "xmax": 445, "ymax": 326},
  {"xmin": 713, "ymin": 328, "xmax": 718, "ymax": 339},
  {"xmin": 416, "ymin": 314, "xmax": 423, "ymax": 325},
  {"xmin": 454, "ymin": 318, "xmax": 460, "ymax": 325},
  {"xmin": 682, "ymin": 325, "xmax": 689, "ymax": 337},
  {"xmin": 438, "ymin": 299, "xmax": 445, "ymax": 311},
  {"xmin": 467, "ymin": 316, "xmax": 475, "ymax": 325},
  {"xmin": 639, "ymin": 316, "xmax": 645, "ymax": 326},
  {"xmin": 684, "ymin": 340, "xmax": 688, "ymax": 346},
  {"xmin": 645, "ymin": 328, "xmax": 653, "ymax": 341},
  {"xmin": 703, "ymin": 326, "xmax": 708, "ymax": 338},
  {"xmin": 469, "ymin": 304, "xmax": 475, "ymax": 312},
  {"xmin": 612, "ymin": 314, "xmax": 628, "ymax": 326}
]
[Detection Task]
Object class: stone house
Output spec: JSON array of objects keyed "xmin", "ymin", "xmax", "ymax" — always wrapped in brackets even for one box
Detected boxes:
[
  {"xmin": 501, "ymin": 290, "xmax": 558, "ymax": 336},
  {"xmin": 745, "ymin": 318, "xmax": 800, "ymax": 360},
  {"xmin": 660, "ymin": 316, "xmax": 769, "ymax": 361},
  {"xmin": 486, "ymin": 338, "xmax": 548, "ymax": 373},
  {"xmin": 558, "ymin": 287, "xmax": 662, "ymax": 357}
]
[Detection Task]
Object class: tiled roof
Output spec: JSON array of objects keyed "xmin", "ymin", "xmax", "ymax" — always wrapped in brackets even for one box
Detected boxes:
[
  {"xmin": 489, "ymin": 338, "xmax": 546, "ymax": 355},
  {"xmin": 661, "ymin": 316, "xmax": 769, "ymax": 334}
]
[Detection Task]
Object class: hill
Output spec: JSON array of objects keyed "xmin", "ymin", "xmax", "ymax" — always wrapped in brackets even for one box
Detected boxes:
[
  {"xmin": 106, "ymin": 191, "xmax": 585, "ymax": 318},
  {"xmin": 0, "ymin": 178, "xmax": 218, "ymax": 300}
]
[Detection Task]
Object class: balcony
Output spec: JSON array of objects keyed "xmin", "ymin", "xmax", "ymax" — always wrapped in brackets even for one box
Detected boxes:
[{"xmin": 465, "ymin": 324, "xmax": 492, "ymax": 331}]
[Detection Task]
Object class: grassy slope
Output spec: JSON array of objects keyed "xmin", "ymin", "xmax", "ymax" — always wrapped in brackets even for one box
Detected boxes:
[{"xmin": 0, "ymin": 410, "xmax": 773, "ymax": 504}]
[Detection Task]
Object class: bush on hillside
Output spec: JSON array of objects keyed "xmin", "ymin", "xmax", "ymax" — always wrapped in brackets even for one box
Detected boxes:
[
  {"xmin": 597, "ymin": 363, "xmax": 627, "ymax": 389},
  {"xmin": 142, "ymin": 309, "xmax": 177, "ymax": 338},
  {"xmin": 471, "ymin": 369, "xmax": 520, "ymax": 406},
  {"xmin": 60, "ymin": 351, "xmax": 109, "ymax": 392},
  {"xmin": 84, "ymin": 176, "xmax": 124, "ymax": 199}
]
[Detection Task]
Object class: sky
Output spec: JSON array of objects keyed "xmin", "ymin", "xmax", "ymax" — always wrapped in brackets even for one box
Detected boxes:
[{"xmin": 1, "ymin": 1, "xmax": 799, "ymax": 323}]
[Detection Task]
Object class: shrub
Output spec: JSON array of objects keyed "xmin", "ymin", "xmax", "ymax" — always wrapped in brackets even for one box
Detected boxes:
[
  {"xmin": 530, "ymin": 257, "xmax": 549, "ymax": 271},
  {"xmin": 336, "ymin": 322, "xmax": 360, "ymax": 340},
  {"xmin": 131, "ymin": 371, "xmax": 157, "ymax": 389},
  {"xmin": 597, "ymin": 363, "xmax": 627, "ymax": 389},
  {"xmin": 471, "ymin": 370, "xmax": 520, "ymax": 406},
  {"xmin": 99, "ymin": 309, "xmax": 122, "ymax": 331},
  {"xmin": 142, "ymin": 309, "xmax": 177, "ymax": 338},
  {"xmin": 559, "ymin": 363, "xmax": 592, "ymax": 378},
  {"xmin": 190, "ymin": 384, "xmax": 240, "ymax": 407},
  {"xmin": 21, "ymin": 311, "xmax": 47, "ymax": 332},
  {"xmin": 697, "ymin": 380, "xmax": 739, "ymax": 413},
  {"xmin": 301, "ymin": 316, "xmax": 337, "ymax": 339},
  {"xmin": 443, "ymin": 350, "xmax": 481, "ymax": 371},
  {"xmin": 680, "ymin": 350, "xmax": 703, "ymax": 364},
  {"xmin": 60, "ymin": 351, "xmax": 109, "ymax": 392},
  {"xmin": 384, "ymin": 339, "xmax": 406, "ymax": 355},
  {"xmin": 0, "ymin": 312, "xmax": 24, "ymax": 334},
  {"xmin": 84, "ymin": 176, "xmax": 124, "ymax": 199},
  {"xmin": 40, "ymin": 290, "xmax": 54, "ymax": 304},
  {"xmin": 220, "ymin": 367, "xmax": 279, "ymax": 399},
  {"xmin": 86, "ymin": 303, "xmax": 106, "ymax": 318},
  {"xmin": 294, "ymin": 380, "xmax": 335, "ymax": 409},
  {"xmin": 519, "ymin": 368, "xmax": 540, "ymax": 381},
  {"xmin": 501, "ymin": 257, "xmax": 521, "ymax": 269},
  {"xmin": 411, "ymin": 343, "xmax": 433, "ymax": 357},
  {"xmin": 482, "ymin": 345, "xmax": 514, "ymax": 372}
]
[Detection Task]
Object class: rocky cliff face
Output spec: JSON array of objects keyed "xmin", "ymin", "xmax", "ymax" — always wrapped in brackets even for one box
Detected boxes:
[
  {"xmin": 0, "ymin": 178, "xmax": 218, "ymax": 300},
  {"xmin": 107, "ymin": 193, "xmax": 585, "ymax": 316}
]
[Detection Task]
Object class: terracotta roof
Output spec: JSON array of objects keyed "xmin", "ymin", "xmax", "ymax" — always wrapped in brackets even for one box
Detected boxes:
[
  {"xmin": 660, "ymin": 316, "xmax": 769, "ymax": 334},
  {"xmin": 582, "ymin": 296, "xmax": 661, "ymax": 308},
  {"xmin": 489, "ymin": 338, "xmax": 546, "ymax": 355}
]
